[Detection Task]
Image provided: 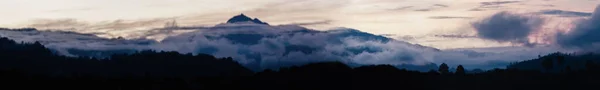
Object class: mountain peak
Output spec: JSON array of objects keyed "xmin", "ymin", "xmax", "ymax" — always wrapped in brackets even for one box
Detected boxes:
[
  {"xmin": 251, "ymin": 18, "xmax": 269, "ymax": 25},
  {"xmin": 226, "ymin": 13, "xmax": 268, "ymax": 25}
]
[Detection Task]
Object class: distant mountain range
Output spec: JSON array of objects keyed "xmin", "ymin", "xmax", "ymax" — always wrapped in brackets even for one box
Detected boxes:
[{"xmin": 0, "ymin": 14, "xmax": 545, "ymax": 71}]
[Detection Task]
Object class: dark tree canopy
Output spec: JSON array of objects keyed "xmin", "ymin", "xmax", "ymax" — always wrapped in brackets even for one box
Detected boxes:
[
  {"xmin": 456, "ymin": 65, "xmax": 465, "ymax": 75},
  {"xmin": 541, "ymin": 58, "xmax": 554, "ymax": 71},
  {"xmin": 0, "ymin": 37, "xmax": 253, "ymax": 77},
  {"xmin": 0, "ymin": 36, "xmax": 600, "ymax": 90},
  {"xmin": 557, "ymin": 55, "xmax": 565, "ymax": 65},
  {"xmin": 586, "ymin": 60, "xmax": 596, "ymax": 71},
  {"xmin": 438, "ymin": 63, "xmax": 450, "ymax": 74}
]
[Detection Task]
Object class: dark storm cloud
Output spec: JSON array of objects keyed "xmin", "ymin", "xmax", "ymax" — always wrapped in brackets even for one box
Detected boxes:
[
  {"xmin": 538, "ymin": 10, "xmax": 593, "ymax": 17},
  {"xmin": 471, "ymin": 11, "xmax": 544, "ymax": 45},
  {"xmin": 555, "ymin": 5, "xmax": 600, "ymax": 49}
]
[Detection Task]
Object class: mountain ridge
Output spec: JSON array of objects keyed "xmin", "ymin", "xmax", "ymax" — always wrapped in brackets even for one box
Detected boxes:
[
  {"xmin": 0, "ymin": 14, "xmax": 527, "ymax": 71},
  {"xmin": 226, "ymin": 13, "xmax": 269, "ymax": 25}
]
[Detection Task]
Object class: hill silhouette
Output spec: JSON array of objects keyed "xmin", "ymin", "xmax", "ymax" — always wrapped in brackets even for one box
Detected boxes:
[
  {"xmin": 0, "ymin": 36, "xmax": 253, "ymax": 78},
  {"xmin": 1, "ymin": 35, "xmax": 600, "ymax": 89},
  {"xmin": 507, "ymin": 52, "xmax": 600, "ymax": 72}
]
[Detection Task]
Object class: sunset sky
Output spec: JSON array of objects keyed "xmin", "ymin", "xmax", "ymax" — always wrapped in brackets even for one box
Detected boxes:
[{"xmin": 0, "ymin": 0, "xmax": 599, "ymax": 49}]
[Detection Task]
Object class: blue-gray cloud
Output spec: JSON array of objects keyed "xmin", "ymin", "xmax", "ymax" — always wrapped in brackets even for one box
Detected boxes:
[
  {"xmin": 471, "ymin": 11, "xmax": 544, "ymax": 45},
  {"xmin": 538, "ymin": 10, "xmax": 593, "ymax": 17},
  {"xmin": 556, "ymin": 5, "xmax": 600, "ymax": 50}
]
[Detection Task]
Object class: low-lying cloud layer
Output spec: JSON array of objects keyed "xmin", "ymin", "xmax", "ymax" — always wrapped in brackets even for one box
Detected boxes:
[
  {"xmin": 538, "ymin": 10, "xmax": 593, "ymax": 17},
  {"xmin": 0, "ymin": 22, "xmax": 557, "ymax": 71}
]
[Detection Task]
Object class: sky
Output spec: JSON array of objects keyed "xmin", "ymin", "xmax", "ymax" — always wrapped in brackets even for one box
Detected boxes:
[{"xmin": 0, "ymin": 0, "xmax": 599, "ymax": 49}]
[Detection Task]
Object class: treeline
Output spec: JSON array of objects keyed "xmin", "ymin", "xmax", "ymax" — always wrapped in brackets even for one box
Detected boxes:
[
  {"xmin": 507, "ymin": 52, "xmax": 600, "ymax": 72},
  {"xmin": 1, "ymin": 36, "xmax": 600, "ymax": 90},
  {"xmin": 0, "ymin": 37, "xmax": 253, "ymax": 78}
]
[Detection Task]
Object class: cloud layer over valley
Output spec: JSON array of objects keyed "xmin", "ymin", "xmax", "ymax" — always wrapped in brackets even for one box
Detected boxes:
[{"xmin": 0, "ymin": 15, "xmax": 565, "ymax": 71}]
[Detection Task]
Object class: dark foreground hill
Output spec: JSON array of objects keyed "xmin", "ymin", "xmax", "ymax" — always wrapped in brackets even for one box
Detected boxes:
[
  {"xmin": 0, "ymin": 36, "xmax": 253, "ymax": 77},
  {"xmin": 1, "ymin": 36, "xmax": 600, "ymax": 90},
  {"xmin": 507, "ymin": 52, "xmax": 600, "ymax": 72}
]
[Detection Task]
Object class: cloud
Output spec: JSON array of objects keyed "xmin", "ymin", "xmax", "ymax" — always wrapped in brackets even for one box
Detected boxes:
[
  {"xmin": 480, "ymin": 1, "xmax": 521, "ymax": 7},
  {"xmin": 433, "ymin": 4, "xmax": 449, "ymax": 8},
  {"xmin": 27, "ymin": 19, "xmax": 89, "ymax": 30},
  {"xmin": 555, "ymin": 5, "xmax": 600, "ymax": 50},
  {"xmin": 26, "ymin": 18, "xmax": 177, "ymax": 31},
  {"xmin": 471, "ymin": 11, "xmax": 545, "ymax": 46},
  {"xmin": 538, "ymin": 4, "xmax": 555, "ymax": 7},
  {"xmin": 413, "ymin": 4, "xmax": 450, "ymax": 12},
  {"xmin": 48, "ymin": 7, "xmax": 94, "ymax": 12},
  {"xmin": 469, "ymin": 8, "xmax": 486, "ymax": 11},
  {"xmin": 433, "ymin": 34, "xmax": 477, "ymax": 38},
  {"xmin": 469, "ymin": 1, "xmax": 521, "ymax": 11},
  {"xmin": 288, "ymin": 20, "xmax": 333, "ymax": 26},
  {"xmin": 0, "ymin": 22, "xmax": 556, "ymax": 71},
  {"xmin": 390, "ymin": 6, "xmax": 414, "ymax": 11},
  {"xmin": 243, "ymin": 0, "xmax": 350, "ymax": 17},
  {"xmin": 414, "ymin": 9, "xmax": 433, "ymax": 12},
  {"xmin": 1, "ymin": 24, "xmax": 441, "ymax": 70},
  {"xmin": 429, "ymin": 16, "xmax": 473, "ymax": 19},
  {"xmin": 537, "ymin": 10, "xmax": 593, "ymax": 17}
]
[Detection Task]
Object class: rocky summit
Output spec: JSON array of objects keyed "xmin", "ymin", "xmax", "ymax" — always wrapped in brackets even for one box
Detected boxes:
[{"xmin": 226, "ymin": 13, "xmax": 269, "ymax": 25}]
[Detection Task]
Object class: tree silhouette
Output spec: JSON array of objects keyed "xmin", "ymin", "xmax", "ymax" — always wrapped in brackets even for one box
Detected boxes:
[
  {"xmin": 565, "ymin": 65, "xmax": 572, "ymax": 73},
  {"xmin": 2, "ymin": 33, "xmax": 600, "ymax": 90},
  {"xmin": 585, "ymin": 60, "xmax": 595, "ymax": 71},
  {"xmin": 455, "ymin": 65, "xmax": 465, "ymax": 75},
  {"xmin": 541, "ymin": 58, "xmax": 554, "ymax": 71},
  {"xmin": 438, "ymin": 63, "xmax": 449, "ymax": 74},
  {"xmin": 556, "ymin": 55, "xmax": 565, "ymax": 70},
  {"xmin": 556, "ymin": 55, "xmax": 565, "ymax": 65}
]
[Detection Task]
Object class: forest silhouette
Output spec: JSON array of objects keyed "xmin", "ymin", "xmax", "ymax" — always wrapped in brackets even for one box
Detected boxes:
[{"xmin": 0, "ymin": 35, "xmax": 599, "ymax": 90}]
